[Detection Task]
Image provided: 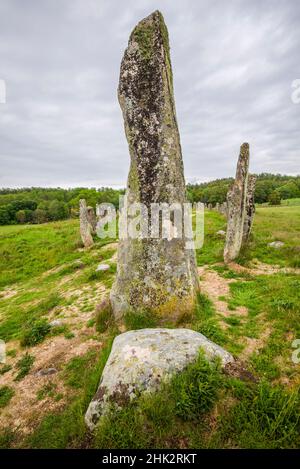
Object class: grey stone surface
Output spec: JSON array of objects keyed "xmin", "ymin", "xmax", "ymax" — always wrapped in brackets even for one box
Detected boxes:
[
  {"xmin": 36, "ymin": 368, "xmax": 58, "ymax": 377},
  {"xmin": 224, "ymin": 143, "xmax": 250, "ymax": 263},
  {"xmin": 79, "ymin": 199, "xmax": 94, "ymax": 248},
  {"xmin": 87, "ymin": 206, "xmax": 97, "ymax": 234},
  {"xmin": 110, "ymin": 11, "xmax": 199, "ymax": 319},
  {"xmin": 49, "ymin": 319, "xmax": 63, "ymax": 328},
  {"xmin": 268, "ymin": 241, "xmax": 285, "ymax": 249},
  {"xmin": 85, "ymin": 328, "xmax": 234, "ymax": 430},
  {"xmin": 217, "ymin": 230, "xmax": 226, "ymax": 237},
  {"xmin": 96, "ymin": 263, "xmax": 110, "ymax": 272},
  {"xmin": 242, "ymin": 174, "xmax": 257, "ymax": 244}
]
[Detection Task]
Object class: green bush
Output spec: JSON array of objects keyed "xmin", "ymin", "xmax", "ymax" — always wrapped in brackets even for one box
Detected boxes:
[
  {"xmin": 124, "ymin": 308, "xmax": 157, "ymax": 330},
  {"xmin": 95, "ymin": 302, "xmax": 114, "ymax": 333},
  {"xmin": 21, "ymin": 319, "xmax": 51, "ymax": 347},
  {"xmin": 14, "ymin": 353, "xmax": 35, "ymax": 381},
  {"xmin": 0, "ymin": 386, "xmax": 14, "ymax": 408},
  {"xmin": 172, "ymin": 351, "xmax": 221, "ymax": 420}
]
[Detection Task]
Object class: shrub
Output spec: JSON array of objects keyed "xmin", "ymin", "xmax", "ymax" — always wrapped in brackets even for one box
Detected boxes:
[
  {"xmin": 21, "ymin": 319, "xmax": 51, "ymax": 347},
  {"xmin": 124, "ymin": 308, "xmax": 157, "ymax": 330},
  {"xmin": 95, "ymin": 301, "xmax": 114, "ymax": 333},
  {"xmin": 0, "ymin": 364, "xmax": 12, "ymax": 375},
  {"xmin": 0, "ymin": 386, "xmax": 14, "ymax": 408},
  {"xmin": 14, "ymin": 353, "xmax": 35, "ymax": 381},
  {"xmin": 172, "ymin": 351, "xmax": 221, "ymax": 420}
]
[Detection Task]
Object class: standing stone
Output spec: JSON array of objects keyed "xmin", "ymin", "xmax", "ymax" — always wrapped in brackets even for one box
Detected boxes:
[
  {"xmin": 242, "ymin": 174, "xmax": 256, "ymax": 244},
  {"xmin": 87, "ymin": 206, "xmax": 97, "ymax": 234},
  {"xmin": 110, "ymin": 11, "xmax": 199, "ymax": 320},
  {"xmin": 79, "ymin": 199, "xmax": 94, "ymax": 248},
  {"xmin": 224, "ymin": 143, "xmax": 249, "ymax": 263},
  {"xmin": 219, "ymin": 202, "xmax": 228, "ymax": 217}
]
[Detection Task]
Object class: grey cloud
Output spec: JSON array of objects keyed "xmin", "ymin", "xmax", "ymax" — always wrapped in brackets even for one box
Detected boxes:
[{"xmin": 0, "ymin": 0, "xmax": 299, "ymax": 188}]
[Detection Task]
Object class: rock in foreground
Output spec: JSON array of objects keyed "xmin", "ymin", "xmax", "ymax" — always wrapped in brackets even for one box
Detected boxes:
[{"xmin": 85, "ymin": 328, "xmax": 234, "ymax": 430}]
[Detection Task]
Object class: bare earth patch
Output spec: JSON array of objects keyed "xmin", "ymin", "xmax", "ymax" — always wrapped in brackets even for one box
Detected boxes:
[
  {"xmin": 0, "ymin": 332, "xmax": 102, "ymax": 439},
  {"xmin": 228, "ymin": 261, "xmax": 300, "ymax": 276},
  {"xmin": 240, "ymin": 326, "xmax": 272, "ymax": 360},
  {"xmin": 199, "ymin": 268, "xmax": 248, "ymax": 318}
]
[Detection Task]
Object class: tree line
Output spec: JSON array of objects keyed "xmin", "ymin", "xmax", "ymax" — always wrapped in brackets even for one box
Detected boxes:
[
  {"xmin": 0, "ymin": 173, "xmax": 299, "ymax": 225},
  {"xmin": 0, "ymin": 187, "xmax": 124, "ymax": 225},
  {"xmin": 187, "ymin": 173, "xmax": 300, "ymax": 205}
]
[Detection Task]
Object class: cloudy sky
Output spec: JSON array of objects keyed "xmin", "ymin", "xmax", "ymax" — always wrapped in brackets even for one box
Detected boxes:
[{"xmin": 0, "ymin": 0, "xmax": 299, "ymax": 188}]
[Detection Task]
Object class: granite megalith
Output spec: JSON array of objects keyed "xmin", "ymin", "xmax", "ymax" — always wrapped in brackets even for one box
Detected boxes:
[
  {"xmin": 79, "ymin": 199, "xmax": 94, "ymax": 248},
  {"xmin": 224, "ymin": 143, "xmax": 249, "ymax": 263},
  {"xmin": 242, "ymin": 174, "xmax": 256, "ymax": 244},
  {"xmin": 110, "ymin": 11, "xmax": 199, "ymax": 320}
]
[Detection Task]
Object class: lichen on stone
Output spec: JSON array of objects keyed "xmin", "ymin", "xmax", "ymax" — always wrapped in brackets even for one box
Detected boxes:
[{"xmin": 111, "ymin": 10, "xmax": 199, "ymax": 320}]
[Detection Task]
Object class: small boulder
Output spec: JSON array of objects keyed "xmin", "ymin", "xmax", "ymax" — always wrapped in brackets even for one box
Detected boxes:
[
  {"xmin": 268, "ymin": 241, "xmax": 285, "ymax": 249},
  {"xmin": 96, "ymin": 264, "xmax": 110, "ymax": 272},
  {"xmin": 72, "ymin": 259, "xmax": 85, "ymax": 269},
  {"xmin": 85, "ymin": 328, "xmax": 234, "ymax": 430},
  {"xmin": 217, "ymin": 230, "xmax": 226, "ymax": 237},
  {"xmin": 49, "ymin": 319, "xmax": 63, "ymax": 328},
  {"xmin": 36, "ymin": 367, "xmax": 57, "ymax": 377}
]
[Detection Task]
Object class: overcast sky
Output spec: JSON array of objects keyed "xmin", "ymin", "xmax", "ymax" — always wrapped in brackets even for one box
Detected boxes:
[{"xmin": 0, "ymin": 0, "xmax": 299, "ymax": 188}]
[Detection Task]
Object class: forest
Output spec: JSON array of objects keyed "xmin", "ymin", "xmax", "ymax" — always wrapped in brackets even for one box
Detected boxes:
[{"xmin": 0, "ymin": 173, "xmax": 299, "ymax": 225}]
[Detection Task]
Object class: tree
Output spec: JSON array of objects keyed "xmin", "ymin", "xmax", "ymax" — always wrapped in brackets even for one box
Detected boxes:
[
  {"xmin": 268, "ymin": 190, "xmax": 281, "ymax": 206},
  {"xmin": 15, "ymin": 210, "xmax": 26, "ymax": 224},
  {"xmin": 48, "ymin": 200, "xmax": 69, "ymax": 221},
  {"xmin": 32, "ymin": 208, "xmax": 47, "ymax": 224}
]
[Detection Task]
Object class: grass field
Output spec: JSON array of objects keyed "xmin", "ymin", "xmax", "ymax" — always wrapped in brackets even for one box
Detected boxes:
[{"xmin": 0, "ymin": 205, "xmax": 299, "ymax": 448}]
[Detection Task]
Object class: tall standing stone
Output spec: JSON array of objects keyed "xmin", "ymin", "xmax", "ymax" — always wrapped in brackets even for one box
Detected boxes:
[
  {"xmin": 110, "ymin": 11, "xmax": 199, "ymax": 320},
  {"xmin": 79, "ymin": 199, "xmax": 94, "ymax": 248},
  {"xmin": 87, "ymin": 206, "xmax": 97, "ymax": 235},
  {"xmin": 224, "ymin": 143, "xmax": 249, "ymax": 263},
  {"xmin": 242, "ymin": 174, "xmax": 256, "ymax": 244}
]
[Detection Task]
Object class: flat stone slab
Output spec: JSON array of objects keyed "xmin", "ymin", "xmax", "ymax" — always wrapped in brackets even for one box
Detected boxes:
[{"xmin": 85, "ymin": 328, "xmax": 234, "ymax": 430}]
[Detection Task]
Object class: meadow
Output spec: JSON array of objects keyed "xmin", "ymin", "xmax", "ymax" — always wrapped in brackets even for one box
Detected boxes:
[{"xmin": 0, "ymin": 205, "xmax": 299, "ymax": 448}]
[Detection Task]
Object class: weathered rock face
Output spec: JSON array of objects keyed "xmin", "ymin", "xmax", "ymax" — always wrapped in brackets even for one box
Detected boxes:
[
  {"xmin": 242, "ymin": 174, "xmax": 256, "ymax": 244},
  {"xmin": 224, "ymin": 143, "xmax": 249, "ymax": 263},
  {"xmin": 85, "ymin": 328, "xmax": 234, "ymax": 430},
  {"xmin": 110, "ymin": 11, "xmax": 199, "ymax": 319},
  {"xmin": 219, "ymin": 202, "xmax": 228, "ymax": 217},
  {"xmin": 87, "ymin": 206, "xmax": 97, "ymax": 234},
  {"xmin": 79, "ymin": 199, "xmax": 94, "ymax": 248}
]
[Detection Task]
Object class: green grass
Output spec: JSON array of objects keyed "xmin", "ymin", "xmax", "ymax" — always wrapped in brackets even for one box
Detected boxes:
[
  {"xmin": 14, "ymin": 353, "xmax": 35, "ymax": 381},
  {"xmin": 20, "ymin": 318, "xmax": 51, "ymax": 347},
  {"xmin": 0, "ymin": 386, "xmax": 14, "ymax": 408},
  {"xmin": 0, "ymin": 220, "xmax": 81, "ymax": 288},
  {"xmin": 0, "ymin": 207, "xmax": 299, "ymax": 449},
  {"xmin": 124, "ymin": 308, "xmax": 158, "ymax": 330},
  {"xmin": 93, "ymin": 354, "xmax": 300, "ymax": 449},
  {"xmin": 227, "ymin": 274, "xmax": 300, "ymax": 379},
  {"xmin": 193, "ymin": 293, "xmax": 226, "ymax": 346},
  {"xmin": 95, "ymin": 301, "xmax": 114, "ymax": 333},
  {"xmin": 94, "ymin": 352, "xmax": 222, "ymax": 449},
  {"xmin": 24, "ymin": 336, "xmax": 115, "ymax": 449},
  {"xmin": 239, "ymin": 206, "xmax": 300, "ymax": 268},
  {"xmin": 0, "ymin": 364, "xmax": 12, "ymax": 375},
  {"xmin": 196, "ymin": 211, "xmax": 226, "ymax": 265},
  {"xmin": 0, "ymin": 292, "xmax": 63, "ymax": 342}
]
